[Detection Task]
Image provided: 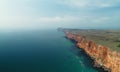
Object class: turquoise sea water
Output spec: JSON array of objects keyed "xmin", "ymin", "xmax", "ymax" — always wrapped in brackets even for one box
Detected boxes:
[{"xmin": 0, "ymin": 30, "xmax": 98, "ymax": 72}]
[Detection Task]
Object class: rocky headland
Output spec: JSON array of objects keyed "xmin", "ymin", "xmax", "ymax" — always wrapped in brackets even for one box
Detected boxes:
[{"xmin": 64, "ymin": 30, "xmax": 120, "ymax": 72}]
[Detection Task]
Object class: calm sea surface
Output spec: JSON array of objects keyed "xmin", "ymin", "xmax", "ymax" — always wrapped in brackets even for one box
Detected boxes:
[{"xmin": 0, "ymin": 30, "xmax": 98, "ymax": 72}]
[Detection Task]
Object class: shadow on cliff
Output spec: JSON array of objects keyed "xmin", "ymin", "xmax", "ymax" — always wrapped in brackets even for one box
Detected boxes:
[{"xmin": 64, "ymin": 36, "xmax": 108, "ymax": 72}]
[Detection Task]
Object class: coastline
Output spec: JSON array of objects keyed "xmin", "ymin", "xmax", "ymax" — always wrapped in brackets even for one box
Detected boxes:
[
  {"xmin": 65, "ymin": 36, "xmax": 110, "ymax": 72},
  {"xmin": 61, "ymin": 29, "xmax": 120, "ymax": 72}
]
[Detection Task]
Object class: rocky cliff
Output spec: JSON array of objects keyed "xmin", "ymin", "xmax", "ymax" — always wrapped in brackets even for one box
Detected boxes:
[{"xmin": 65, "ymin": 31, "xmax": 120, "ymax": 72}]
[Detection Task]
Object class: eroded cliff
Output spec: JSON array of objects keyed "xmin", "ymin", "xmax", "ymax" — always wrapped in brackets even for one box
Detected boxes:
[{"xmin": 65, "ymin": 31, "xmax": 120, "ymax": 72}]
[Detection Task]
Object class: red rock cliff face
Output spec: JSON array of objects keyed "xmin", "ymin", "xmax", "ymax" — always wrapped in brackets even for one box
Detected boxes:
[{"xmin": 66, "ymin": 32, "xmax": 120, "ymax": 72}]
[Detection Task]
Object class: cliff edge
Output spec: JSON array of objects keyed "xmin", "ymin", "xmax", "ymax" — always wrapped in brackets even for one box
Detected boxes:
[{"xmin": 65, "ymin": 31, "xmax": 120, "ymax": 72}]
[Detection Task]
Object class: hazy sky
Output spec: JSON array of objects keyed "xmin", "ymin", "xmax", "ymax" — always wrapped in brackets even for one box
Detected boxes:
[{"xmin": 0, "ymin": 0, "xmax": 120, "ymax": 30}]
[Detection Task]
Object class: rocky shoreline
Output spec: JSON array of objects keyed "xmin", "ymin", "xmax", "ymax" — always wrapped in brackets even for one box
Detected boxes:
[
  {"xmin": 66, "ymin": 37, "xmax": 110, "ymax": 72},
  {"xmin": 82, "ymin": 48, "xmax": 111, "ymax": 72},
  {"xmin": 64, "ymin": 31, "xmax": 120, "ymax": 72}
]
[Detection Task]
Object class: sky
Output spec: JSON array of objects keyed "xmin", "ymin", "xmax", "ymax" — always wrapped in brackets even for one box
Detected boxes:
[{"xmin": 0, "ymin": 0, "xmax": 120, "ymax": 30}]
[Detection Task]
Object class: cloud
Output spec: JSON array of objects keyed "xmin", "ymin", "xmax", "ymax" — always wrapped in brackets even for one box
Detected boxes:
[
  {"xmin": 58, "ymin": 0, "xmax": 120, "ymax": 9},
  {"xmin": 0, "ymin": 0, "xmax": 120, "ymax": 30},
  {"xmin": 0, "ymin": 15, "xmax": 83, "ymax": 30},
  {"xmin": 100, "ymin": 3, "xmax": 111, "ymax": 8},
  {"xmin": 92, "ymin": 17, "xmax": 110, "ymax": 23},
  {"xmin": 0, "ymin": 15, "xmax": 82, "ymax": 23},
  {"xmin": 0, "ymin": 16, "xmax": 34, "ymax": 23},
  {"xmin": 36, "ymin": 16, "xmax": 82, "ymax": 23}
]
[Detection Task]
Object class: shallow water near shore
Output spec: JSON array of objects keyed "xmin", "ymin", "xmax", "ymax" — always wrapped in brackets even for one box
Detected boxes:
[{"xmin": 0, "ymin": 29, "xmax": 98, "ymax": 72}]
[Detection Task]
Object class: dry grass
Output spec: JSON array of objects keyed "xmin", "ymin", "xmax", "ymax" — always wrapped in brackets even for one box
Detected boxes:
[{"xmin": 64, "ymin": 29, "xmax": 120, "ymax": 52}]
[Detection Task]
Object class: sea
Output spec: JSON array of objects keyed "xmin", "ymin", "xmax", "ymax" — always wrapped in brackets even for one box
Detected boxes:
[{"xmin": 0, "ymin": 29, "xmax": 98, "ymax": 72}]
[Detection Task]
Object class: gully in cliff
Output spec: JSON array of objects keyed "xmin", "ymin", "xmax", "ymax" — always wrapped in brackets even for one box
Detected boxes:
[{"xmin": 64, "ymin": 31, "xmax": 120, "ymax": 72}]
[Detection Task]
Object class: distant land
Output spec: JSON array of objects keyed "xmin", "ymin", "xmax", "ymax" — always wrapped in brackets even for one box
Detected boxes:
[{"xmin": 59, "ymin": 28, "xmax": 120, "ymax": 72}]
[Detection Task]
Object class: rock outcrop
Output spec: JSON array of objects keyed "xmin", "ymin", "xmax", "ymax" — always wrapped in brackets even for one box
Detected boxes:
[{"xmin": 65, "ymin": 32, "xmax": 120, "ymax": 72}]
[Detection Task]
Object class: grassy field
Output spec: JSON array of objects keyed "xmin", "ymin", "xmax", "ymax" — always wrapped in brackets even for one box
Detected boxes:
[{"xmin": 64, "ymin": 29, "xmax": 120, "ymax": 52}]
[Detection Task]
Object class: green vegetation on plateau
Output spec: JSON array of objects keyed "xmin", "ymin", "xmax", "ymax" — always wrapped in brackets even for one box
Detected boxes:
[{"xmin": 64, "ymin": 29, "xmax": 120, "ymax": 52}]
